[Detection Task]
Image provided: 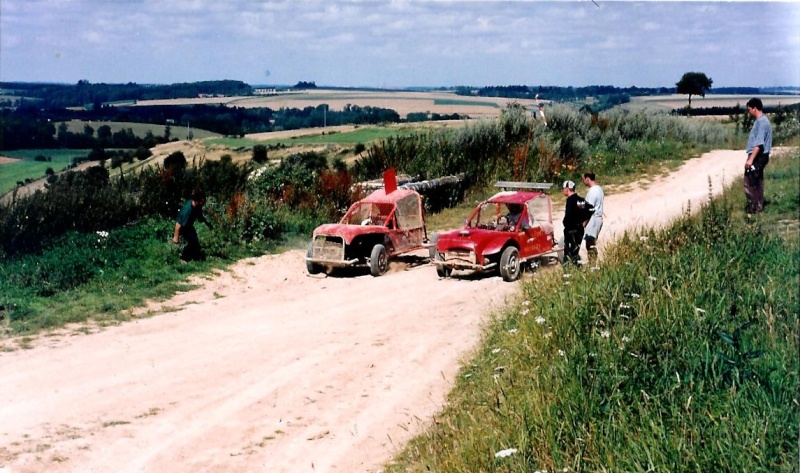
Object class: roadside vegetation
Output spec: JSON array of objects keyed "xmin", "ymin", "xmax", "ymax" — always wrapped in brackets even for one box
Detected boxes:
[
  {"xmin": 1, "ymin": 104, "xmax": 798, "ymax": 337},
  {"xmin": 386, "ymin": 149, "xmax": 799, "ymax": 472}
]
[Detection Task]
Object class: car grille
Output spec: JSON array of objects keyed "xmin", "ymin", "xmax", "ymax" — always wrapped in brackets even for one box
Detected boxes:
[
  {"xmin": 312, "ymin": 236, "xmax": 345, "ymax": 261},
  {"xmin": 445, "ymin": 248, "xmax": 475, "ymax": 264}
]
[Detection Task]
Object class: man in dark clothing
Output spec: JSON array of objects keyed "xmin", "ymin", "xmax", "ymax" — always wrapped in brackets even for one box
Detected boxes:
[
  {"xmin": 173, "ymin": 190, "xmax": 211, "ymax": 261},
  {"xmin": 562, "ymin": 180, "xmax": 590, "ymax": 266}
]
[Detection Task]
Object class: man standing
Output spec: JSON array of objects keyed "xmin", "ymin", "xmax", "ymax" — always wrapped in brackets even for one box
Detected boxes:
[
  {"xmin": 582, "ymin": 172, "xmax": 604, "ymax": 266},
  {"xmin": 562, "ymin": 180, "xmax": 589, "ymax": 266},
  {"xmin": 173, "ymin": 190, "xmax": 211, "ymax": 261},
  {"xmin": 744, "ymin": 98, "xmax": 772, "ymax": 214}
]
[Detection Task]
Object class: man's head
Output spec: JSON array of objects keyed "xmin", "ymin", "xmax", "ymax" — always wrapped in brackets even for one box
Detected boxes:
[
  {"xmin": 582, "ymin": 172, "xmax": 596, "ymax": 186},
  {"xmin": 192, "ymin": 190, "xmax": 207, "ymax": 207},
  {"xmin": 506, "ymin": 203, "xmax": 524, "ymax": 215},
  {"xmin": 562, "ymin": 180, "xmax": 576, "ymax": 196},
  {"xmin": 746, "ymin": 98, "xmax": 764, "ymax": 118}
]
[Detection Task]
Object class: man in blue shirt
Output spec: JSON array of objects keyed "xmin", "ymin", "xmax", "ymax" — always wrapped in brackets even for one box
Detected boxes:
[
  {"xmin": 744, "ymin": 98, "xmax": 772, "ymax": 214},
  {"xmin": 172, "ymin": 190, "xmax": 211, "ymax": 261}
]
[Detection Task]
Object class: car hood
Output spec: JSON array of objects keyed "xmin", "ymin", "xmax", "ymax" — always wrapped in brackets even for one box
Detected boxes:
[
  {"xmin": 312, "ymin": 224, "xmax": 388, "ymax": 244},
  {"xmin": 436, "ymin": 228, "xmax": 510, "ymax": 256}
]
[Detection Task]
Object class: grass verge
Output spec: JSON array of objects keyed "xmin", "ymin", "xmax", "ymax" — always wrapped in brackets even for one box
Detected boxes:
[{"xmin": 386, "ymin": 149, "xmax": 799, "ymax": 472}]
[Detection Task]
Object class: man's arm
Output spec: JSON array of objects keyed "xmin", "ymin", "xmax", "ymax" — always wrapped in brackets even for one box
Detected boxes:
[{"xmin": 173, "ymin": 223, "xmax": 182, "ymax": 244}]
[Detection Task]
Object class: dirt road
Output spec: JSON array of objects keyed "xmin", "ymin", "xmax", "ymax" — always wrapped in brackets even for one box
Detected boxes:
[{"xmin": 0, "ymin": 149, "xmax": 750, "ymax": 472}]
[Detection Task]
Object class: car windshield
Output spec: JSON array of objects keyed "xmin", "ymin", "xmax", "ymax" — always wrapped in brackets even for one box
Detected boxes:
[
  {"xmin": 341, "ymin": 201, "xmax": 395, "ymax": 226},
  {"xmin": 469, "ymin": 202, "xmax": 519, "ymax": 231}
]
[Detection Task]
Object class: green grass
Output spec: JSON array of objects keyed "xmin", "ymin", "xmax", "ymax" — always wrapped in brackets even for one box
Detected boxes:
[
  {"xmin": 62, "ymin": 120, "xmax": 220, "ymax": 140},
  {"xmin": 207, "ymin": 126, "xmax": 422, "ymax": 148},
  {"xmin": 433, "ymin": 99, "xmax": 500, "ymax": 108},
  {"xmin": 386, "ymin": 150, "xmax": 799, "ymax": 472},
  {"xmin": 1, "ymin": 149, "xmax": 91, "ymax": 194}
]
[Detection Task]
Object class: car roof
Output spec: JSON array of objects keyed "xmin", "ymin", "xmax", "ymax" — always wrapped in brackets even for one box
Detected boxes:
[
  {"xmin": 487, "ymin": 190, "xmax": 544, "ymax": 205},
  {"xmin": 361, "ymin": 187, "xmax": 419, "ymax": 204}
]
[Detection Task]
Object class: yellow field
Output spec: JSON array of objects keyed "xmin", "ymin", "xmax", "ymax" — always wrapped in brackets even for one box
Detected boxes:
[
  {"xmin": 622, "ymin": 94, "xmax": 800, "ymax": 112},
  {"xmin": 128, "ymin": 89, "xmax": 539, "ymax": 119}
]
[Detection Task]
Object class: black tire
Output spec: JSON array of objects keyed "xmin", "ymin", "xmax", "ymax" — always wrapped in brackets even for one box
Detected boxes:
[
  {"xmin": 370, "ymin": 244, "xmax": 389, "ymax": 277},
  {"xmin": 306, "ymin": 241, "xmax": 324, "ymax": 275},
  {"xmin": 499, "ymin": 246, "xmax": 521, "ymax": 282},
  {"xmin": 434, "ymin": 251, "xmax": 452, "ymax": 278}
]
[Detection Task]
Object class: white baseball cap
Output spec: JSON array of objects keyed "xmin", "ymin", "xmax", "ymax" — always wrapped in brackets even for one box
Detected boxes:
[{"xmin": 562, "ymin": 180, "xmax": 576, "ymax": 190}]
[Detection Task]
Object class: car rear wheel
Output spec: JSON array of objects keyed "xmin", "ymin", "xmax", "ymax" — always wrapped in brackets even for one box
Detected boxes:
[
  {"xmin": 499, "ymin": 246, "xmax": 521, "ymax": 282},
  {"xmin": 306, "ymin": 241, "xmax": 324, "ymax": 275},
  {"xmin": 370, "ymin": 244, "xmax": 389, "ymax": 277}
]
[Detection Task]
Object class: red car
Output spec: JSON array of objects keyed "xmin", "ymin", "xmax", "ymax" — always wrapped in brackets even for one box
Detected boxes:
[
  {"xmin": 432, "ymin": 182, "xmax": 561, "ymax": 281},
  {"xmin": 306, "ymin": 173, "xmax": 428, "ymax": 277}
]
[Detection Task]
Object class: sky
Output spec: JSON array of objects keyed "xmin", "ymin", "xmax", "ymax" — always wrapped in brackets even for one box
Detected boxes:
[{"xmin": 1, "ymin": 0, "xmax": 798, "ymax": 89}]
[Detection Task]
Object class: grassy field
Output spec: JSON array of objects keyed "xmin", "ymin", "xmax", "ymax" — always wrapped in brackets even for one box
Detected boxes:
[
  {"xmin": 386, "ymin": 150, "xmax": 800, "ymax": 472},
  {"xmin": 0, "ymin": 149, "xmax": 93, "ymax": 194},
  {"xmin": 62, "ymin": 120, "xmax": 221, "ymax": 140},
  {"xmin": 208, "ymin": 126, "xmax": 429, "ymax": 148}
]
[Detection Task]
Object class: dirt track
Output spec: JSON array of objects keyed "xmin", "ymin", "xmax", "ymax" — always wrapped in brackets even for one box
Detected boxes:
[{"xmin": 0, "ymin": 149, "xmax": 753, "ymax": 472}]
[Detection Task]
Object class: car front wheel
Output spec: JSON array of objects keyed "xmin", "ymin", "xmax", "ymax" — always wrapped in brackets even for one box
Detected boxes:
[
  {"xmin": 306, "ymin": 241, "xmax": 324, "ymax": 275},
  {"xmin": 434, "ymin": 251, "xmax": 452, "ymax": 278},
  {"xmin": 499, "ymin": 246, "xmax": 521, "ymax": 282},
  {"xmin": 370, "ymin": 244, "xmax": 389, "ymax": 277}
]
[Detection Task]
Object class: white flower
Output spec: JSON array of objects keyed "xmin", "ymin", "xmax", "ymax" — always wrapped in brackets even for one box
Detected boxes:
[
  {"xmin": 507, "ymin": 328, "xmax": 518, "ymax": 334},
  {"xmin": 695, "ymin": 307, "xmax": 706, "ymax": 313},
  {"xmin": 96, "ymin": 230, "xmax": 109, "ymax": 238},
  {"xmin": 464, "ymin": 373, "xmax": 472, "ymax": 378},
  {"xmin": 544, "ymin": 332, "xmax": 552, "ymax": 339},
  {"xmin": 619, "ymin": 303, "xmax": 631, "ymax": 309},
  {"xmin": 558, "ymin": 349, "xmax": 565, "ymax": 357},
  {"xmin": 562, "ymin": 273, "xmax": 571, "ymax": 278},
  {"xmin": 564, "ymin": 281, "xmax": 571, "ymax": 286},
  {"xmin": 601, "ymin": 330, "xmax": 610, "ymax": 338},
  {"xmin": 521, "ymin": 309, "xmax": 530, "ymax": 316},
  {"xmin": 522, "ymin": 300, "xmax": 531, "ymax": 306},
  {"xmin": 622, "ymin": 336, "xmax": 631, "ymax": 343},
  {"xmin": 648, "ymin": 276, "xmax": 657, "ymax": 281},
  {"xmin": 492, "ymin": 348, "xmax": 501, "ymax": 354},
  {"xmin": 535, "ymin": 316, "xmax": 545, "ymax": 324},
  {"xmin": 494, "ymin": 448, "xmax": 518, "ymax": 458},
  {"xmin": 640, "ymin": 236, "xmax": 649, "ymax": 241}
]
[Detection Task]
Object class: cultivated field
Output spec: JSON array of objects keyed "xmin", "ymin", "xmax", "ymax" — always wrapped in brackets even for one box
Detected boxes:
[
  {"xmin": 127, "ymin": 88, "xmax": 540, "ymax": 119},
  {"xmin": 622, "ymin": 93, "xmax": 800, "ymax": 112}
]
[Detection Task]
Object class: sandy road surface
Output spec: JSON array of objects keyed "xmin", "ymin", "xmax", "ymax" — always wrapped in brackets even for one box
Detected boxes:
[{"xmin": 0, "ymin": 149, "xmax": 756, "ymax": 472}]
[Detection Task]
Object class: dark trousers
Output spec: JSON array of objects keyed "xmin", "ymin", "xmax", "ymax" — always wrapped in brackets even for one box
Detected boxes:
[
  {"xmin": 564, "ymin": 227, "xmax": 584, "ymax": 266},
  {"xmin": 180, "ymin": 226, "xmax": 203, "ymax": 261},
  {"xmin": 744, "ymin": 153, "xmax": 769, "ymax": 213}
]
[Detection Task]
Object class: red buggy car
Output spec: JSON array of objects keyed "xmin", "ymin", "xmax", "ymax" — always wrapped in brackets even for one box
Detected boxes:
[
  {"xmin": 431, "ymin": 182, "xmax": 561, "ymax": 281},
  {"xmin": 306, "ymin": 174, "xmax": 429, "ymax": 277}
]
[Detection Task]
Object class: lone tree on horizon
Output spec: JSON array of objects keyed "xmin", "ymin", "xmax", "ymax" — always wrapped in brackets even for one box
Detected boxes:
[{"xmin": 676, "ymin": 72, "xmax": 713, "ymax": 109}]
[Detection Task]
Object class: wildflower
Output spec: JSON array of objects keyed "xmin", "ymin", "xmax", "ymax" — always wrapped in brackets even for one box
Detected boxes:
[
  {"xmin": 535, "ymin": 316, "xmax": 545, "ymax": 325},
  {"xmin": 522, "ymin": 300, "xmax": 531, "ymax": 306},
  {"xmin": 96, "ymin": 230, "xmax": 109, "ymax": 238},
  {"xmin": 464, "ymin": 373, "xmax": 472, "ymax": 378},
  {"xmin": 626, "ymin": 293, "xmax": 640, "ymax": 299},
  {"xmin": 544, "ymin": 332, "xmax": 552, "ymax": 339},
  {"xmin": 639, "ymin": 236, "xmax": 649, "ymax": 241},
  {"xmin": 629, "ymin": 352, "xmax": 640, "ymax": 358},
  {"xmin": 622, "ymin": 336, "xmax": 631, "ymax": 343},
  {"xmin": 601, "ymin": 330, "xmax": 610, "ymax": 338},
  {"xmin": 564, "ymin": 281, "xmax": 571, "ymax": 286},
  {"xmin": 648, "ymin": 275, "xmax": 657, "ymax": 281},
  {"xmin": 619, "ymin": 303, "xmax": 631, "ymax": 309},
  {"xmin": 562, "ymin": 273, "xmax": 571, "ymax": 278},
  {"xmin": 558, "ymin": 349, "xmax": 565, "ymax": 357},
  {"xmin": 694, "ymin": 307, "xmax": 706, "ymax": 313},
  {"xmin": 492, "ymin": 348, "xmax": 501, "ymax": 354},
  {"xmin": 507, "ymin": 328, "xmax": 518, "ymax": 334},
  {"xmin": 591, "ymin": 266, "xmax": 600, "ymax": 271},
  {"xmin": 521, "ymin": 309, "xmax": 530, "ymax": 316},
  {"xmin": 494, "ymin": 448, "xmax": 518, "ymax": 458}
]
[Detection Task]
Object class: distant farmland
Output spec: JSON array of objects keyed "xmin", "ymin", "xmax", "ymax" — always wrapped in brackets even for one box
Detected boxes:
[
  {"xmin": 622, "ymin": 94, "xmax": 800, "ymax": 112},
  {"xmin": 62, "ymin": 120, "xmax": 221, "ymax": 140}
]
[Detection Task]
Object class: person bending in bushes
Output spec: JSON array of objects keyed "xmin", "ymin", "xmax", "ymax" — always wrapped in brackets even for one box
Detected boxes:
[{"xmin": 173, "ymin": 190, "xmax": 211, "ymax": 261}]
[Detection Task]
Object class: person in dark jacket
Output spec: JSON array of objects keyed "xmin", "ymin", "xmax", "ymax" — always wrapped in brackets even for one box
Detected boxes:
[
  {"xmin": 172, "ymin": 190, "xmax": 211, "ymax": 261},
  {"xmin": 562, "ymin": 180, "xmax": 590, "ymax": 266}
]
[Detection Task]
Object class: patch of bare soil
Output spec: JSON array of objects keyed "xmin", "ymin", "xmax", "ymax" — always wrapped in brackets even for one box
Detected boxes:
[{"xmin": 0, "ymin": 149, "xmax": 755, "ymax": 472}]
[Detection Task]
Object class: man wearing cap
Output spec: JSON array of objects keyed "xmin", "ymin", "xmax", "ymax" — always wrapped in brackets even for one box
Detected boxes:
[
  {"xmin": 562, "ymin": 180, "xmax": 589, "ymax": 266},
  {"xmin": 744, "ymin": 98, "xmax": 772, "ymax": 214},
  {"xmin": 582, "ymin": 172, "xmax": 604, "ymax": 266}
]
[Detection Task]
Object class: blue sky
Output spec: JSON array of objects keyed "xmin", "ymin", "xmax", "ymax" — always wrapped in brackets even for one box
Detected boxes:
[{"xmin": 1, "ymin": 0, "xmax": 798, "ymax": 88}]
